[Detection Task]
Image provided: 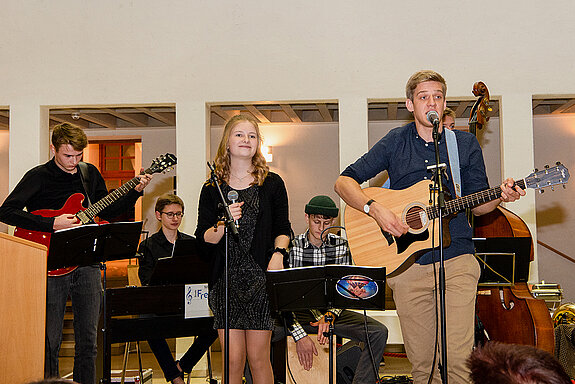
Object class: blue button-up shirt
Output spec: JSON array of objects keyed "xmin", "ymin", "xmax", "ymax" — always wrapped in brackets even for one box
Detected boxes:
[{"xmin": 341, "ymin": 122, "xmax": 490, "ymax": 264}]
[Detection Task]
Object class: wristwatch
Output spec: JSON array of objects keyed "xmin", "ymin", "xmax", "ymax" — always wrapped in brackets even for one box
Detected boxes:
[
  {"xmin": 273, "ymin": 247, "xmax": 289, "ymax": 259},
  {"xmin": 363, "ymin": 199, "xmax": 375, "ymax": 214}
]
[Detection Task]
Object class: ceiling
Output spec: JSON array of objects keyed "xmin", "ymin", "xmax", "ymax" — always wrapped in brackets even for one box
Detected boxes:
[
  {"xmin": 49, "ymin": 107, "xmax": 176, "ymax": 130},
  {"xmin": 0, "ymin": 97, "xmax": 573, "ymax": 130}
]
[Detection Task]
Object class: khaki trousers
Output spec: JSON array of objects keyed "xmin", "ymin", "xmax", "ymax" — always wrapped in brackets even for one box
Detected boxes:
[{"xmin": 387, "ymin": 254, "xmax": 480, "ymax": 384}]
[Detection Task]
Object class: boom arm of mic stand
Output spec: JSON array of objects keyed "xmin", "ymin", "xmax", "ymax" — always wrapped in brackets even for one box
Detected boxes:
[{"xmin": 207, "ymin": 162, "xmax": 239, "ymax": 239}]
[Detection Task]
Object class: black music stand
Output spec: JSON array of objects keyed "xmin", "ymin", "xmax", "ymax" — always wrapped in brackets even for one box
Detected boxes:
[
  {"xmin": 48, "ymin": 221, "xmax": 143, "ymax": 270},
  {"xmin": 49, "ymin": 221, "xmax": 143, "ymax": 384},
  {"xmin": 149, "ymin": 238, "xmax": 211, "ymax": 286},
  {"xmin": 473, "ymin": 237, "xmax": 532, "ymax": 286},
  {"xmin": 266, "ymin": 265, "xmax": 386, "ymax": 384}
]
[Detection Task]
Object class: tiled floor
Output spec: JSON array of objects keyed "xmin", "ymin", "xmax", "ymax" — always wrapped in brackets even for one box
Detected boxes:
[{"xmin": 59, "ymin": 343, "xmax": 412, "ymax": 383}]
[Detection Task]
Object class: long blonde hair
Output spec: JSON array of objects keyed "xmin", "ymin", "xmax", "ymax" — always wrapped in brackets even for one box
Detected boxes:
[{"xmin": 213, "ymin": 114, "xmax": 269, "ymax": 186}]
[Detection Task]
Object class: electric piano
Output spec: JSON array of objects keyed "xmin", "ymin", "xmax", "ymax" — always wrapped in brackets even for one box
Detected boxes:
[{"xmin": 102, "ymin": 239, "xmax": 213, "ymax": 383}]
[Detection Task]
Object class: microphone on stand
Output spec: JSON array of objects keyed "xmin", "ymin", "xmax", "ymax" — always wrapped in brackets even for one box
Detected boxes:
[
  {"xmin": 227, "ymin": 190, "xmax": 239, "ymax": 229},
  {"xmin": 426, "ymin": 110, "xmax": 440, "ymax": 126},
  {"xmin": 207, "ymin": 162, "xmax": 239, "ymax": 241},
  {"xmin": 427, "ymin": 110, "xmax": 441, "ymax": 139}
]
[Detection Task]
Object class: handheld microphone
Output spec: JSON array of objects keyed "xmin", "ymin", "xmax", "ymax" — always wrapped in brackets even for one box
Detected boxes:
[
  {"xmin": 426, "ymin": 110, "xmax": 440, "ymax": 126},
  {"xmin": 227, "ymin": 190, "xmax": 239, "ymax": 228}
]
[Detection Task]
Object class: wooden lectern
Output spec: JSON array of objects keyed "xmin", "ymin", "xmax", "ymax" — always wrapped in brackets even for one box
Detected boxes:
[{"xmin": 0, "ymin": 232, "xmax": 47, "ymax": 383}]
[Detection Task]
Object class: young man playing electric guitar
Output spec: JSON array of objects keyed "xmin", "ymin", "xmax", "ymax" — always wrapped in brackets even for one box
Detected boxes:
[
  {"xmin": 0, "ymin": 123, "xmax": 152, "ymax": 384},
  {"xmin": 334, "ymin": 70, "xmax": 524, "ymax": 384}
]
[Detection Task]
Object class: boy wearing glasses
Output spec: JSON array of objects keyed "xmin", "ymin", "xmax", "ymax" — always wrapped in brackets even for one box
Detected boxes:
[
  {"xmin": 138, "ymin": 193, "xmax": 218, "ymax": 384},
  {"xmin": 138, "ymin": 193, "xmax": 189, "ymax": 284}
]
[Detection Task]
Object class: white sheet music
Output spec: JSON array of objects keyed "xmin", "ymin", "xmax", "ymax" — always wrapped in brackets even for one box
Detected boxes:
[{"xmin": 184, "ymin": 284, "xmax": 212, "ymax": 318}]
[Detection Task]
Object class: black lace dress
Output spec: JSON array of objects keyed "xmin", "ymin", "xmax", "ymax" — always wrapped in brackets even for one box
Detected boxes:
[{"xmin": 208, "ymin": 184, "xmax": 273, "ymax": 330}]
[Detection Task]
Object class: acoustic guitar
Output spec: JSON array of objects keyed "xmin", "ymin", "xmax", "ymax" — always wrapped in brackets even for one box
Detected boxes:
[
  {"xmin": 344, "ymin": 163, "xmax": 569, "ymax": 277},
  {"xmin": 14, "ymin": 153, "xmax": 177, "ymax": 277}
]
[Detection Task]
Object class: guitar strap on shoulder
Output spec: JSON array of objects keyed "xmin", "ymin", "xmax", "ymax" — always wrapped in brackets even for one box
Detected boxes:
[
  {"xmin": 382, "ymin": 176, "xmax": 391, "ymax": 189},
  {"xmin": 444, "ymin": 128, "xmax": 462, "ymax": 198},
  {"xmin": 382, "ymin": 130, "xmax": 462, "ymax": 195},
  {"xmin": 78, "ymin": 162, "xmax": 93, "ymax": 206}
]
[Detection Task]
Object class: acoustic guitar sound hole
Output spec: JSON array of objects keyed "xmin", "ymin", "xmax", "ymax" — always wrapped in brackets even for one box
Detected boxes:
[{"xmin": 405, "ymin": 205, "xmax": 425, "ymax": 230}]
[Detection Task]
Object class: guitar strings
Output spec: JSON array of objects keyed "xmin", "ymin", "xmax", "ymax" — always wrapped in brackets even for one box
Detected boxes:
[{"xmin": 401, "ymin": 181, "xmax": 524, "ymax": 226}]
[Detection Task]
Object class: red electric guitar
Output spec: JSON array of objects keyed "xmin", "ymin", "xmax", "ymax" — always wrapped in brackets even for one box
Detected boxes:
[{"xmin": 14, "ymin": 153, "xmax": 177, "ymax": 276}]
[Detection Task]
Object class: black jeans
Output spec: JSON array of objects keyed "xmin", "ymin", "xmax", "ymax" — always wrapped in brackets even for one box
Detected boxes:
[
  {"xmin": 45, "ymin": 265, "xmax": 102, "ymax": 384},
  {"xmin": 148, "ymin": 328, "xmax": 218, "ymax": 381}
]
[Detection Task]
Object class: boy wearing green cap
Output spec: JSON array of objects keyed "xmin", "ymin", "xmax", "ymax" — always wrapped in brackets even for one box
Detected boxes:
[
  {"xmin": 290, "ymin": 195, "xmax": 351, "ymax": 267},
  {"xmin": 284, "ymin": 195, "xmax": 388, "ymax": 384}
]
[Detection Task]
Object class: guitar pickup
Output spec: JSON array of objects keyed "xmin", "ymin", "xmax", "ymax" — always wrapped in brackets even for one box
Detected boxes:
[{"xmin": 380, "ymin": 229, "xmax": 395, "ymax": 246}]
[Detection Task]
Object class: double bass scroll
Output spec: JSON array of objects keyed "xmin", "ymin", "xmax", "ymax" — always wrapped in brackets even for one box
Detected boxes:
[{"xmin": 468, "ymin": 81, "xmax": 492, "ymax": 136}]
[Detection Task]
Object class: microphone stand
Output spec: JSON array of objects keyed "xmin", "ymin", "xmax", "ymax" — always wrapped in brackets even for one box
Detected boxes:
[
  {"xmin": 207, "ymin": 162, "xmax": 239, "ymax": 384},
  {"xmin": 431, "ymin": 121, "xmax": 449, "ymax": 384},
  {"xmin": 324, "ymin": 312, "xmax": 335, "ymax": 384}
]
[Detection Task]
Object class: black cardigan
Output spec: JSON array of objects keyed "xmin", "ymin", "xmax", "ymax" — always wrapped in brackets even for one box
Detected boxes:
[{"xmin": 194, "ymin": 172, "xmax": 292, "ymax": 287}]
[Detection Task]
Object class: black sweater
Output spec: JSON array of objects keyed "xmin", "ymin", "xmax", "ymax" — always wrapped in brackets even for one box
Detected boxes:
[
  {"xmin": 137, "ymin": 229, "xmax": 193, "ymax": 286},
  {"xmin": 0, "ymin": 158, "xmax": 142, "ymax": 232}
]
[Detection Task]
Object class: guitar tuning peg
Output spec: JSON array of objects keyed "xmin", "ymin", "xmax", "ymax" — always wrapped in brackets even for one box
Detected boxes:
[
  {"xmin": 556, "ymin": 161, "xmax": 561, "ymax": 166},
  {"xmin": 545, "ymin": 164, "xmax": 550, "ymax": 169},
  {"xmin": 551, "ymin": 186, "xmax": 555, "ymax": 191},
  {"xmin": 534, "ymin": 168, "xmax": 539, "ymax": 173},
  {"xmin": 539, "ymin": 189, "xmax": 545, "ymax": 194},
  {"xmin": 563, "ymin": 185, "xmax": 567, "ymax": 189}
]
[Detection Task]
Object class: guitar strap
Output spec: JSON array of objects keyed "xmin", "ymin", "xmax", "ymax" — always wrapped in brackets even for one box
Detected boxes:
[
  {"xmin": 382, "ymin": 175, "xmax": 391, "ymax": 189},
  {"xmin": 78, "ymin": 162, "xmax": 93, "ymax": 206},
  {"xmin": 444, "ymin": 128, "xmax": 462, "ymax": 198},
  {"xmin": 382, "ymin": 129, "xmax": 462, "ymax": 196}
]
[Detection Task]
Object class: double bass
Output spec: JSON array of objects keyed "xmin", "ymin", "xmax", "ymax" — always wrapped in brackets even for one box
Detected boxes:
[
  {"xmin": 474, "ymin": 207, "xmax": 555, "ymax": 353},
  {"xmin": 469, "ymin": 82, "xmax": 555, "ymax": 353}
]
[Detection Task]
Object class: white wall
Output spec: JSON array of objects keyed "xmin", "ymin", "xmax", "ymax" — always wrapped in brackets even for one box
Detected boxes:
[
  {"xmin": 533, "ymin": 115, "xmax": 575, "ymax": 301},
  {"xmin": 2, "ymin": 0, "xmax": 575, "ymax": 280}
]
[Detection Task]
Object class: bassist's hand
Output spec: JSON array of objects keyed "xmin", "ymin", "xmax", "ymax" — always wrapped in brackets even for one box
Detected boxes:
[
  {"xmin": 369, "ymin": 202, "xmax": 409, "ymax": 237},
  {"xmin": 53, "ymin": 214, "xmax": 81, "ymax": 231}
]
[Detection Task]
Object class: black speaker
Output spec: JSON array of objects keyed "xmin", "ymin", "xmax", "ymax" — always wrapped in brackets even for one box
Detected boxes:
[{"xmin": 336, "ymin": 340, "xmax": 364, "ymax": 384}]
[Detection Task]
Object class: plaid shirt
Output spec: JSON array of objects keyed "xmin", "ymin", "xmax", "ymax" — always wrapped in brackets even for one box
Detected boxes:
[{"xmin": 287, "ymin": 230, "xmax": 352, "ymax": 341}]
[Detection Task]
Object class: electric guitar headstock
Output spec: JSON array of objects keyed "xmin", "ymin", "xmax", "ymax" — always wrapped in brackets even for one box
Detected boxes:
[{"xmin": 145, "ymin": 153, "xmax": 177, "ymax": 175}]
